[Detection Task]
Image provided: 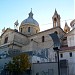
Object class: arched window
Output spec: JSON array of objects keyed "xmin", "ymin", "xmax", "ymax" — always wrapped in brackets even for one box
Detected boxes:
[
  {"xmin": 28, "ymin": 27, "xmax": 30, "ymax": 32},
  {"xmin": 42, "ymin": 36, "xmax": 45, "ymax": 42},
  {"xmin": 69, "ymin": 52, "xmax": 72, "ymax": 57},
  {"xmin": 36, "ymin": 30, "xmax": 38, "ymax": 33},
  {"xmin": 60, "ymin": 53, "xmax": 63, "ymax": 58},
  {"xmin": 54, "ymin": 18, "xmax": 57, "ymax": 26},
  {"xmin": 54, "ymin": 31, "xmax": 58, "ymax": 34},
  {"xmin": 54, "ymin": 18, "xmax": 57, "ymax": 22},
  {"xmin": 4, "ymin": 37, "xmax": 8, "ymax": 44},
  {"xmin": 21, "ymin": 28, "xmax": 22, "ymax": 32}
]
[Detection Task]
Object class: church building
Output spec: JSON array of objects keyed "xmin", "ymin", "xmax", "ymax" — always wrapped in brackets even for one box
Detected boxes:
[{"xmin": 0, "ymin": 9, "xmax": 75, "ymax": 75}]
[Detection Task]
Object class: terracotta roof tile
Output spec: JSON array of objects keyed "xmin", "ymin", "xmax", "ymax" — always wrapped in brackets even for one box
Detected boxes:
[{"xmin": 60, "ymin": 46, "xmax": 75, "ymax": 51}]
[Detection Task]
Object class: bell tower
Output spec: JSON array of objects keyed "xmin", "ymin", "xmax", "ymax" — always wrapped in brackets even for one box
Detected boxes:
[{"xmin": 52, "ymin": 9, "xmax": 61, "ymax": 28}]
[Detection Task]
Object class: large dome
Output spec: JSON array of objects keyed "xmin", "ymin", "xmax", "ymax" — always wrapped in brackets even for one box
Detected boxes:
[{"xmin": 21, "ymin": 10, "xmax": 39, "ymax": 26}]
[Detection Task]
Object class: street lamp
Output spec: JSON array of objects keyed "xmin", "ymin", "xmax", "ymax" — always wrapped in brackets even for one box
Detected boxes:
[
  {"xmin": 49, "ymin": 32, "xmax": 61, "ymax": 75},
  {"xmin": 53, "ymin": 47, "xmax": 60, "ymax": 75}
]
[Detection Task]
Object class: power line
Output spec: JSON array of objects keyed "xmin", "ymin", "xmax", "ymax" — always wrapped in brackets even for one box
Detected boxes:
[
  {"xmin": 40, "ymin": 18, "xmax": 74, "ymax": 26},
  {"xmin": 0, "ymin": 18, "xmax": 74, "ymax": 35}
]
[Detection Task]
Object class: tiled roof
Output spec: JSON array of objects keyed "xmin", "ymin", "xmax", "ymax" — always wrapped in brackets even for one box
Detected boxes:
[{"xmin": 60, "ymin": 46, "xmax": 75, "ymax": 51}]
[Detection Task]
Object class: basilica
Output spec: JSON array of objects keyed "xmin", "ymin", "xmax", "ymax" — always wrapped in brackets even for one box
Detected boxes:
[{"xmin": 0, "ymin": 9, "xmax": 75, "ymax": 75}]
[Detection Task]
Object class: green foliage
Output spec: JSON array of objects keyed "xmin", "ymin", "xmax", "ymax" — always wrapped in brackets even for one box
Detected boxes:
[{"xmin": 6, "ymin": 53, "xmax": 31, "ymax": 73}]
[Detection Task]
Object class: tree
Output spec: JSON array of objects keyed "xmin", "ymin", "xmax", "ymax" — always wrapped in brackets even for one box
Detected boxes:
[{"xmin": 6, "ymin": 53, "xmax": 31, "ymax": 75}]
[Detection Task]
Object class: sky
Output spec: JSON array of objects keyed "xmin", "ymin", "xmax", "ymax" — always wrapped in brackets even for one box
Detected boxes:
[{"xmin": 0, "ymin": 0, "xmax": 75, "ymax": 34}]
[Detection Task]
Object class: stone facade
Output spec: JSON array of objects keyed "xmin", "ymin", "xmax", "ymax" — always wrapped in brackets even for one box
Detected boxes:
[
  {"xmin": 0, "ymin": 9, "xmax": 75, "ymax": 75},
  {"xmin": 31, "ymin": 62, "xmax": 58, "ymax": 75}
]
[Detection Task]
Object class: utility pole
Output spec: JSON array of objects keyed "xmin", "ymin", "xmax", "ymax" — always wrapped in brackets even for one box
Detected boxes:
[{"xmin": 53, "ymin": 47, "xmax": 60, "ymax": 75}]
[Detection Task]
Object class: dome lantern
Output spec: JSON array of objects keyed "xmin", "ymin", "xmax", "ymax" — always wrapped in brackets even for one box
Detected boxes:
[
  {"xmin": 20, "ymin": 9, "xmax": 39, "ymax": 26},
  {"xmin": 28, "ymin": 8, "xmax": 33, "ymax": 18}
]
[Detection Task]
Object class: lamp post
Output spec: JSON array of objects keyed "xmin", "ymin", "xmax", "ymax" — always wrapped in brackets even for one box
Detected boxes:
[
  {"xmin": 53, "ymin": 47, "xmax": 60, "ymax": 75},
  {"xmin": 49, "ymin": 32, "xmax": 61, "ymax": 75}
]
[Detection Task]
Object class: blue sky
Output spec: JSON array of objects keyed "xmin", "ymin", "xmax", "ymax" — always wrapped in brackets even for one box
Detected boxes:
[{"xmin": 0, "ymin": 0, "xmax": 74, "ymax": 34}]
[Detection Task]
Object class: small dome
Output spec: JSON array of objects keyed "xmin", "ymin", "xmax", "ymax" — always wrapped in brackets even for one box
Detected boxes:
[
  {"xmin": 21, "ymin": 9, "xmax": 39, "ymax": 26},
  {"xmin": 64, "ymin": 22, "xmax": 70, "ymax": 33}
]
